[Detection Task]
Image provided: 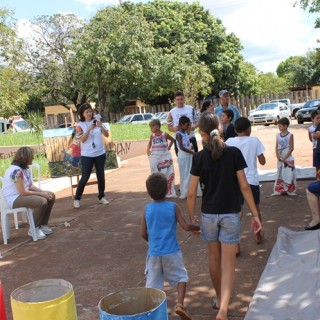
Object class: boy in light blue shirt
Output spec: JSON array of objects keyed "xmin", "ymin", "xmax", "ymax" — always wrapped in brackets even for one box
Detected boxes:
[{"xmin": 141, "ymin": 173, "xmax": 200, "ymax": 320}]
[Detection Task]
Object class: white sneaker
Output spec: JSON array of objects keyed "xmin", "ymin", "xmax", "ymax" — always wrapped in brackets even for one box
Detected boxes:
[
  {"xmin": 73, "ymin": 200, "xmax": 80, "ymax": 208},
  {"xmin": 40, "ymin": 225, "xmax": 53, "ymax": 235},
  {"xmin": 99, "ymin": 197, "xmax": 109, "ymax": 205},
  {"xmin": 28, "ymin": 227, "xmax": 46, "ymax": 240}
]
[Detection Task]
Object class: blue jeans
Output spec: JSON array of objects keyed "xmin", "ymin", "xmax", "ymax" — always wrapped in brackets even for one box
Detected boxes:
[{"xmin": 75, "ymin": 153, "xmax": 106, "ymax": 200}]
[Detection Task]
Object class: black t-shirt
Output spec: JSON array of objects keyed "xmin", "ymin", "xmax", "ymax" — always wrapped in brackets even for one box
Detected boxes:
[
  {"xmin": 190, "ymin": 146, "xmax": 247, "ymax": 214},
  {"xmin": 316, "ymin": 123, "xmax": 320, "ymax": 153},
  {"xmin": 224, "ymin": 123, "xmax": 237, "ymax": 141}
]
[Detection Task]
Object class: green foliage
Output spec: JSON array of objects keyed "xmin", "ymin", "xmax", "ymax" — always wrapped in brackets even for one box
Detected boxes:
[
  {"xmin": 276, "ymin": 51, "xmax": 319, "ymax": 87},
  {"xmin": 138, "ymin": 0, "xmax": 247, "ymax": 96},
  {"xmin": 296, "ymin": 0, "xmax": 320, "ymax": 28},
  {"xmin": 238, "ymin": 62, "xmax": 260, "ymax": 95},
  {"xmin": 0, "ymin": 8, "xmax": 23, "ymax": 65},
  {"xmin": 257, "ymin": 72, "xmax": 289, "ymax": 94},
  {"xmin": 22, "ymin": 14, "xmax": 85, "ymax": 106},
  {"xmin": 75, "ymin": 5, "xmax": 157, "ymax": 119},
  {"xmin": 0, "ymin": 67, "xmax": 29, "ymax": 117}
]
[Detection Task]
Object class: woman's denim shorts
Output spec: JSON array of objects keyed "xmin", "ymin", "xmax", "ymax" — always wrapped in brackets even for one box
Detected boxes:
[{"xmin": 201, "ymin": 212, "xmax": 240, "ymax": 244}]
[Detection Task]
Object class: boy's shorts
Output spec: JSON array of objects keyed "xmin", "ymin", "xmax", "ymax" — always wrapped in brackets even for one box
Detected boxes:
[
  {"xmin": 239, "ymin": 184, "xmax": 260, "ymax": 206},
  {"xmin": 313, "ymin": 148, "xmax": 320, "ymax": 168},
  {"xmin": 145, "ymin": 251, "xmax": 189, "ymax": 289},
  {"xmin": 307, "ymin": 181, "xmax": 320, "ymax": 195},
  {"xmin": 201, "ymin": 213, "xmax": 240, "ymax": 244}
]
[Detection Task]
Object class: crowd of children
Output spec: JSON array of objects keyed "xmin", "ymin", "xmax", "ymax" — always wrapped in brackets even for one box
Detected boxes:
[{"xmin": 142, "ymin": 90, "xmax": 319, "ymax": 320}]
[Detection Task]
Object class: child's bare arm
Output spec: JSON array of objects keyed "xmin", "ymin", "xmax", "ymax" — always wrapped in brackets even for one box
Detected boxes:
[
  {"xmin": 146, "ymin": 135, "xmax": 152, "ymax": 156},
  {"xmin": 175, "ymin": 204, "xmax": 200, "ymax": 232},
  {"xmin": 309, "ymin": 130, "xmax": 313, "ymax": 142},
  {"xmin": 275, "ymin": 139, "xmax": 280, "ymax": 160},
  {"xmin": 258, "ymin": 153, "xmax": 266, "ymax": 165},
  {"xmin": 140, "ymin": 212, "xmax": 148, "ymax": 241},
  {"xmin": 166, "ymin": 133, "xmax": 175, "ymax": 150},
  {"xmin": 187, "ymin": 175, "xmax": 200, "ymax": 223}
]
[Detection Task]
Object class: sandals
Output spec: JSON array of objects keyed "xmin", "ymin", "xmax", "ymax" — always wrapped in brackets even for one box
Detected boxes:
[
  {"xmin": 174, "ymin": 303, "xmax": 192, "ymax": 320},
  {"xmin": 212, "ymin": 297, "xmax": 220, "ymax": 310}
]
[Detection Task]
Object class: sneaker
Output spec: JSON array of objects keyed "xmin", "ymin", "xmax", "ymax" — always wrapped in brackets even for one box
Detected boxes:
[
  {"xmin": 99, "ymin": 197, "xmax": 109, "ymax": 205},
  {"xmin": 28, "ymin": 227, "xmax": 46, "ymax": 240},
  {"xmin": 73, "ymin": 200, "xmax": 80, "ymax": 208},
  {"xmin": 174, "ymin": 303, "xmax": 192, "ymax": 320},
  {"xmin": 40, "ymin": 225, "xmax": 53, "ymax": 235}
]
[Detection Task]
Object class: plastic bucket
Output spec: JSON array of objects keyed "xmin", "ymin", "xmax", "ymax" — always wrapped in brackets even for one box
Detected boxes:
[
  {"xmin": 98, "ymin": 287, "xmax": 168, "ymax": 320},
  {"xmin": 11, "ymin": 279, "xmax": 77, "ymax": 320}
]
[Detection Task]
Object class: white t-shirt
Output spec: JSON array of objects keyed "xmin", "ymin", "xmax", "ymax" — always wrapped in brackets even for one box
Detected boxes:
[
  {"xmin": 76, "ymin": 121, "xmax": 106, "ymax": 157},
  {"xmin": 308, "ymin": 125, "xmax": 317, "ymax": 149},
  {"xmin": 167, "ymin": 105, "xmax": 196, "ymax": 138},
  {"xmin": 2, "ymin": 165, "xmax": 32, "ymax": 208},
  {"xmin": 225, "ymin": 136, "xmax": 265, "ymax": 185}
]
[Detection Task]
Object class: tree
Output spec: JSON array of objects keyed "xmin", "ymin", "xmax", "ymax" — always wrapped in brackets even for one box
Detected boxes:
[
  {"xmin": 296, "ymin": 0, "xmax": 320, "ymax": 28},
  {"xmin": 0, "ymin": 9, "xmax": 28, "ymax": 117},
  {"xmin": 138, "ymin": 0, "xmax": 249, "ymax": 96},
  {"xmin": 75, "ymin": 5, "xmax": 158, "ymax": 119},
  {"xmin": 276, "ymin": 52, "xmax": 318, "ymax": 87},
  {"xmin": 22, "ymin": 14, "xmax": 85, "ymax": 107},
  {"xmin": 0, "ymin": 67, "xmax": 29, "ymax": 117},
  {"xmin": 257, "ymin": 72, "xmax": 289, "ymax": 94},
  {"xmin": 0, "ymin": 8, "xmax": 23, "ymax": 65}
]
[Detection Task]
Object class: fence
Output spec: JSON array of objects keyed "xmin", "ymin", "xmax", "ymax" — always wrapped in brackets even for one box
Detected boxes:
[{"xmin": 110, "ymin": 89, "xmax": 320, "ymax": 120}]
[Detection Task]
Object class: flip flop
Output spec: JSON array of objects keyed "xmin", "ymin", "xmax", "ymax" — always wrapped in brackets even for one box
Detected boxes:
[{"xmin": 212, "ymin": 297, "xmax": 220, "ymax": 310}]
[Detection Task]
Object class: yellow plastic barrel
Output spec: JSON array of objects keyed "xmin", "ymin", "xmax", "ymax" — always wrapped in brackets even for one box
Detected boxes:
[
  {"xmin": 98, "ymin": 287, "xmax": 168, "ymax": 320},
  {"xmin": 11, "ymin": 279, "xmax": 77, "ymax": 320}
]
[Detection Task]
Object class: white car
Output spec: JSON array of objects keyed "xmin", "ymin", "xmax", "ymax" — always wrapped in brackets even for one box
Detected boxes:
[
  {"xmin": 248, "ymin": 102, "xmax": 290, "ymax": 126},
  {"xmin": 117, "ymin": 113, "xmax": 153, "ymax": 124}
]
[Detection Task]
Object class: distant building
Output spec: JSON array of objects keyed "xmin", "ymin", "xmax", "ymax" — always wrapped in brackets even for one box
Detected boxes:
[{"xmin": 45, "ymin": 104, "xmax": 77, "ymax": 129}]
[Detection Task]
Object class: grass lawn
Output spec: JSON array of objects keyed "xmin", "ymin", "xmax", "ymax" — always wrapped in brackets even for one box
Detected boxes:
[{"xmin": 0, "ymin": 123, "xmax": 173, "ymax": 178}]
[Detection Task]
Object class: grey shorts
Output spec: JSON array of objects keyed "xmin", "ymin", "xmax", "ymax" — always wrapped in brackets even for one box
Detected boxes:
[
  {"xmin": 201, "ymin": 213, "xmax": 240, "ymax": 244},
  {"xmin": 145, "ymin": 251, "xmax": 189, "ymax": 289}
]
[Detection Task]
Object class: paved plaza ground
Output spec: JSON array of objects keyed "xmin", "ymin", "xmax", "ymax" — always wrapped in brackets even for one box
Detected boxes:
[{"xmin": 0, "ymin": 120, "xmax": 317, "ymax": 319}]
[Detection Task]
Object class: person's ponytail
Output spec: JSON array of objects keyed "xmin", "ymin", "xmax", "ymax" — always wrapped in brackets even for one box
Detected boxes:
[{"xmin": 198, "ymin": 112, "xmax": 225, "ymax": 161}]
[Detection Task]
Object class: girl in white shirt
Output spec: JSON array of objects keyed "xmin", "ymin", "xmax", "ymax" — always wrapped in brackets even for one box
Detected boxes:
[{"xmin": 73, "ymin": 103, "xmax": 110, "ymax": 208}]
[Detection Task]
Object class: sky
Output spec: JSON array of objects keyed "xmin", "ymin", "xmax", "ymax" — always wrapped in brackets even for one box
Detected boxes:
[{"xmin": 1, "ymin": 0, "xmax": 319, "ymax": 73}]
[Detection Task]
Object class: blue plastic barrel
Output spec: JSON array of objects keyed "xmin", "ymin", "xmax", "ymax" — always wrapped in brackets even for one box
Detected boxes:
[{"xmin": 98, "ymin": 288, "xmax": 168, "ymax": 320}]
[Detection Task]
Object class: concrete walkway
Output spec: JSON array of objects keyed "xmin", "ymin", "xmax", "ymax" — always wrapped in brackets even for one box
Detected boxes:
[{"xmin": 0, "ymin": 150, "xmax": 313, "ymax": 320}]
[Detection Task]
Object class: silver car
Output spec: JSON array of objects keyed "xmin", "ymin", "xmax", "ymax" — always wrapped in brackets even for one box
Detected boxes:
[{"xmin": 248, "ymin": 102, "xmax": 290, "ymax": 126}]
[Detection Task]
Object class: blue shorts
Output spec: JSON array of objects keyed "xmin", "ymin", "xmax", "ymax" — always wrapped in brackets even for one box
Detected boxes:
[
  {"xmin": 201, "ymin": 213, "xmax": 240, "ymax": 244},
  {"xmin": 239, "ymin": 184, "xmax": 260, "ymax": 206},
  {"xmin": 307, "ymin": 181, "xmax": 320, "ymax": 195},
  {"xmin": 145, "ymin": 251, "xmax": 189, "ymax": 289},
  {"xmin": 313, "ymin": 149, "xmax": 320, "ymax": 168}
]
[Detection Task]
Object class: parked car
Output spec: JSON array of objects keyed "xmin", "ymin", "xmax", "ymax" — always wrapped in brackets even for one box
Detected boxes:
[
  {"xmin": 117, "ymin": 113, "xmax": 154, "ymax": 124},
  {"xmin": 0, "ymin": 116, "xmax": 32, "ymax": 133},
  {"xmin": 152, "ymin": 112, "xmax": 166, "ymax": 119},
  {"xmin": 296, "ymin": 99, "xmax": 320, "ymax": 124},
  {"xmin": 57, "ymin": 123, "xmax": 73, "ymax": 128},
  {"xmin": 269, "ymin": 99, "xmax": 304, "ymax": 118},
  {"xmin": 152, "ymin": 112, "xmax": 169, "ymax": 124},
  {"xmin": 248, "ymin": 102, "xmax": 290, "ymax": 126}
]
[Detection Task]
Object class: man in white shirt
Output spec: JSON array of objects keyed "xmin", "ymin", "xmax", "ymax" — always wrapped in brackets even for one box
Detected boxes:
[{"xmin": 167, "ymin": 91, "xmax": 198, "ymax": 154}]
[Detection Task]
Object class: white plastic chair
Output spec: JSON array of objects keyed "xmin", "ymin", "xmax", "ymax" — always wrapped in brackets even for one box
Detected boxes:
[{"xmin": 0, "ymin": 178, "xmax": 38, "ymax": 244}]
